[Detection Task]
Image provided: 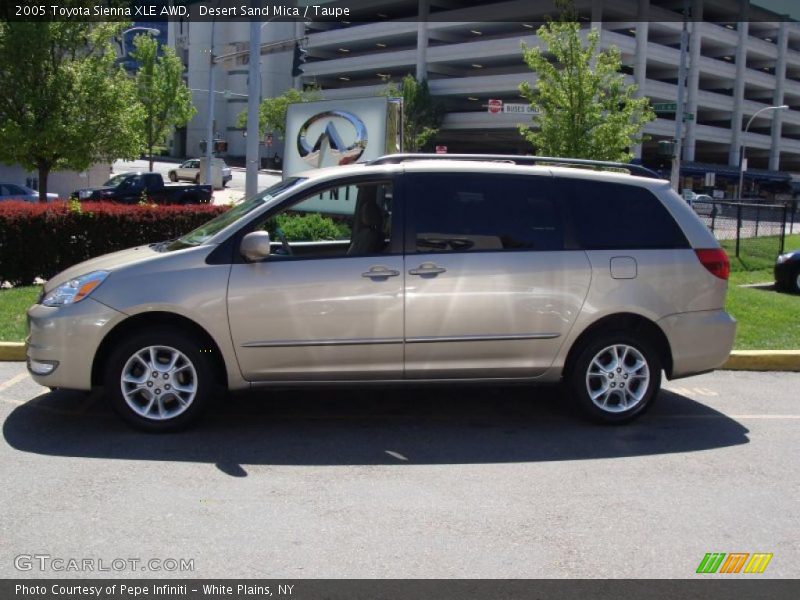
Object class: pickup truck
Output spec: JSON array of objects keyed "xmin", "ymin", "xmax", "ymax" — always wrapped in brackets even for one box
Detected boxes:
[{"xmin": 72, "ymin": 172, "xmax": 213, "ymax": 204}]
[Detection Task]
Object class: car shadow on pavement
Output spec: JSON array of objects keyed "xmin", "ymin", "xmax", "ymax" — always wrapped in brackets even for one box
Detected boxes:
[{"xmin": 3, "ymin": 385, "xmax": 749, "ymax": 476}]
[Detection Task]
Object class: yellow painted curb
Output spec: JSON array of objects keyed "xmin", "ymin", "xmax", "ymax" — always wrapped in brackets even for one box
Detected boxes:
[
  {"xmin": 722, "ymin": 350, "xmax": 800, "ymax": 372},
  {"xmin": 0, "ymin": 342, "xmax": 26, "ymax": 362}
]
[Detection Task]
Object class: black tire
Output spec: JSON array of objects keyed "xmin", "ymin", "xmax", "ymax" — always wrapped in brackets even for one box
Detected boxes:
[
  {"xmin": 788, "ymin": 265, "xmax": 800, "ymax": 294},
  {"xmin": 103, "ymin": 327, "xmax": 216, "ymax": 432},
  {"xmin": 168, "ymin": 171, "xmax": 177, "ymax": 182},
  {"xmin": 567, "ymin": 331, "xmax": 661, "ymax": 424}
]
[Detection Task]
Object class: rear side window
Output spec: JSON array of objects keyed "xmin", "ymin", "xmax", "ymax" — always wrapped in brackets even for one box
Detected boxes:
[
  {"xmin": 564, "ymin": 179, "xmax": 689, "ymax": 250},
  {"xmin": 406, "ymin": 173, "xmax": 563, "ymax": 253}
]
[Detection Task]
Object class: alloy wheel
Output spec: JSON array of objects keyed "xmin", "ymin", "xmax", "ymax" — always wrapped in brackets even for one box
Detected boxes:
[
  {"xmin": 585, "ymin": 344, "xmax": 650, "ymax": 413},
  {"xmin": 120, "ymin": 345, "xmax": 198, "ymax": 421}
]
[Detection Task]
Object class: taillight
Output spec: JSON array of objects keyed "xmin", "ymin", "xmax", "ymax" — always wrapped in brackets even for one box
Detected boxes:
[{"xmin": 695, "ymin": 248, "xmax": 730, "ymax": 280}]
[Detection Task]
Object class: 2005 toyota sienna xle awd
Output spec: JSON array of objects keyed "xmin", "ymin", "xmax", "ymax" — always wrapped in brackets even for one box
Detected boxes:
[{"xmin": 26, "ymin": 154, "xmax": 736, "ymax": 431}]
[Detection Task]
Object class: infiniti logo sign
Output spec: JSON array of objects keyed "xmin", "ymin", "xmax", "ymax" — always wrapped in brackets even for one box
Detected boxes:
[{"xmin": 297, "ymin": 110, "xmax": 368, "ymax": 168}]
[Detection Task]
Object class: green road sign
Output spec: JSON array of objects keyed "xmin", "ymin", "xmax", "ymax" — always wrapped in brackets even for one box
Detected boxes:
[
  {"xmin": 653, "ymin": 102, "xmax": 677, "ymax": 112},
  {"xmin": 684, "ymin": 113, "xmax": 695, "ymax": 121}
]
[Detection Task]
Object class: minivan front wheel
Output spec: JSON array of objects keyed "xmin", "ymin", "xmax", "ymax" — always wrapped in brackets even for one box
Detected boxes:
[
  {"xmin": 568, "ymin": 332, "xmax": 661, "ymax": 423},
  {"xmin": 104, "ymin": 329, "xmax": 214, "ymax": 431}
]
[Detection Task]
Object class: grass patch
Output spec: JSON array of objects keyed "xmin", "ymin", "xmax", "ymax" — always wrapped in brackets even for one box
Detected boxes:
[
  {"xmin": 727, "ymin": 272, "xmax": 800, "ymax": 350},
  {"xmin": 717, "ymin": 232, "xmax": 800, "ymax": 349},
  {"xmin": 0, "ymin": 286, "xmax": 39, "ymax": 342},
  {"xmin": 721, "ymin": 233, "xmax": 800, "ymax": 272}
]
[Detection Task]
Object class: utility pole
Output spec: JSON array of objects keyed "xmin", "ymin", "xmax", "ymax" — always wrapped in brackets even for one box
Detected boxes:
[
  {"xmin": 670, "ymin": 0, "xmax": 690, "ymax": 193},
  {"xmin": 204, "ymin": 20, "xmax": 216, "ymax": 186},
  {"xmin": 246, "ymin": 12, "xmax": 261, "ymax": 199}
]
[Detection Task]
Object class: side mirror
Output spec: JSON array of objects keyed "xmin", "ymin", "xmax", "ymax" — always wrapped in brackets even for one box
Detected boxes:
[{"xmin": 240, "ymin": 231, "xmax": 271, "ymax": 262}]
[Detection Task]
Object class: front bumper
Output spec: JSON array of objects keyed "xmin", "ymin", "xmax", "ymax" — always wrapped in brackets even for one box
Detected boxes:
[
  {"xmin": 774, "ymin": 260, "xmax": 798, "ymax": 289},
  {"xmin": 658, "ymin": 309, "xmax": 736, "ymax": 379},
  {"xmin": 26, "ymin": 298, "xmax": 126, "ymax": 390}
]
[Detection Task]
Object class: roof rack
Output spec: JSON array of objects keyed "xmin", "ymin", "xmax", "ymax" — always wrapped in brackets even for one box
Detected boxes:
[{"xmin": 367, "ymin": 153, "xmax": 662, "ymax": 179}]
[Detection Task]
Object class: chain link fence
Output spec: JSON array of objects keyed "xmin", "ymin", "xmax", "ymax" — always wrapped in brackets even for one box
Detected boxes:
[{"xmin": 693, "ymin": 200, "xmax": 797, "ymax": 266}]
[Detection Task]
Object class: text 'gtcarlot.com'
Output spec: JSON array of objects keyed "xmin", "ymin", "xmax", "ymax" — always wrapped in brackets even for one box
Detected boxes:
[{"xmin": 14, "ymin": 554, "xmax": 194, "ymax": 572}]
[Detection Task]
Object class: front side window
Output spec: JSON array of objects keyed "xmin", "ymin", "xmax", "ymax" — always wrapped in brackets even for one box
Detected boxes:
[
  {"xmin": 103, "ymin": 174, "xmax": 128, "ymax": 187},
  {"xmin": 257, "ymin": 180, "xmax": 394, "ymax": 260},
  {"xmin": 6, "ymin": 184, "xmax": 26, "ymax": 195},
  {"xmin": 407, "ymin": 173, "xmax": 562, "ymax": 253},
  {"xmin": 166, "ymin": 177, "xmax": 306, "ymax": 250}
]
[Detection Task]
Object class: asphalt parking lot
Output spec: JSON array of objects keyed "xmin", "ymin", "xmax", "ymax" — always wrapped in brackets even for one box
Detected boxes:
[{"xmin": 0, "ymin": 362, "xmax": 797, "ymax": 579}]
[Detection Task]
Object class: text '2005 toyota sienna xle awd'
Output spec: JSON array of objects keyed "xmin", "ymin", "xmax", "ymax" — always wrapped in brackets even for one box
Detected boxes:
[{"xmin": 26, "ymin": 155, "xmax": 736, "ymax": 431}]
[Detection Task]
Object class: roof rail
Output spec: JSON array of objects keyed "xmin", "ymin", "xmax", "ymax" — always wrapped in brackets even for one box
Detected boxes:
[{"xmin": 367, "ymin": 153, "xmax": 662, "ymax": 179}]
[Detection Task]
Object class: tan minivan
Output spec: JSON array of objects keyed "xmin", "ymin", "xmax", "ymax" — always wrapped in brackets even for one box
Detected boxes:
[{"xmin": 27, "ymin": 155, "xmax": 735, "ymax": 431}]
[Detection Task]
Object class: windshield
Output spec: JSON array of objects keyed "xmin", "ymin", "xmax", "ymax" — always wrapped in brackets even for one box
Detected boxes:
[
  {"xmin": 103, "ymin": 174, "xmax": 129, "ymax": 187},
  {"xmin": 165, "ymin": 177, "xmax": 306, "ymax": 251}
]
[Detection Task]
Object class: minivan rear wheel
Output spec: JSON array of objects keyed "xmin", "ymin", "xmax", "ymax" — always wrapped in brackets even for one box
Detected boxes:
[
  {"xmin": 104, "ymin": 328, "xmax": 215, "ymax": 431},
  {"xmin": 568, "ymin": 331, "xmax": 661, "ymax": 424}
]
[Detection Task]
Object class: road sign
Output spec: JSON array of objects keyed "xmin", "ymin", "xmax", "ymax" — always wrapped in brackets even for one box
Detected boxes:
[
  {"xmin": 653, "ymin": 102, "xmax": 678, "ymax": 112},
  {"xmin": 503, "ymin": 103, "xmax": 536, "ymax": 114},
  {"xmin": 487, "ymin": 99, "xmax": 503, "ymax": 114},
  {"xmin": 683, "ymin": 113, "xmax": 695, "ymax": 122},
  {"xmin": 435, "ymin": 145, "xmax": 447, "ymax": 154}
]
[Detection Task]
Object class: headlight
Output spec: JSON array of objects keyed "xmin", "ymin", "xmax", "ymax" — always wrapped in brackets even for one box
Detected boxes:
[
  {"xmin": 78, "ymin": 190, "xmax": 90, "ymax": 199},
  {"xmin": 777, "ymin": 254, "xmax": 789, "ymax": 264},
  {"xmin": 41, "ymin": 271, "xmax": 109, "ymax": 307}
]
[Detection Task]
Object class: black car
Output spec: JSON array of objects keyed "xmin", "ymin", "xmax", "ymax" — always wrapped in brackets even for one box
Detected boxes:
[
  {"xmin": 775, "ymin": 249, "xmax": 800, "ymax": 294},
  {"xmin": 72, "ymin": 172, "xmax": 213, "ymax": 205}
]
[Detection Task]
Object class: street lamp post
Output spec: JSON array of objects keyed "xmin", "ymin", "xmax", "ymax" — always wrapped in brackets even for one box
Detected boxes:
[
  {"xmin": 738, "ymin": 104, "xmax": 789, "ymax": 198},
  {"xmin": 246, "ymin": 14, "xmax": 262, "ymax": 198},
  {"xmin": 245, "ymin": 17, "xmax": 283, "ymax": 198},
  {"xmin": 118, "ymin": 26, "xmax": 160, "ymax": 57},
  {"xmin": 670, "ymin": 0, "xmax": 690, "ymax": 193}
]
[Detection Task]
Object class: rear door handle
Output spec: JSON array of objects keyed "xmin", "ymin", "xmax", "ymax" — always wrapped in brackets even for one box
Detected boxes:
[
  {"xmin": 409, "ymin": 262, "xmax": 447, "ymax": 276},
  {"xmin": 362, "ymin": 266, "xmax": 400, "ymax": 279}
]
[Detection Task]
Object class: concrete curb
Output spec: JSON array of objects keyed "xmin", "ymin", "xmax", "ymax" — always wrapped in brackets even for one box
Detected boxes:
[
  {"xmin": 722, "ymin": 350, "xmax": 800, "ymax": 372},
  {"xmin": 0, "ymin": 342, "xmax": 25, "ymax": 362},
  {"xmin": 1, "ymin": 342, "xmax": 798, "ymax": 371}
]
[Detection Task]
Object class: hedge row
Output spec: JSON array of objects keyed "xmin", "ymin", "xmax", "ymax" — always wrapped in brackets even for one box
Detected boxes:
[{"xmin": 0, "ymin": 201, "xmax": 228, "ymax": 285}]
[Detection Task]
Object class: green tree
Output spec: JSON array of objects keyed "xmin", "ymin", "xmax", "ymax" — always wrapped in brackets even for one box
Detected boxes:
[
  {"xmin": 0, "ymin": 22, "xmax": 141, "ymax": 202},
  {"xmin": 381, "ymin": 74, "xmax": 444, "ymax": 152},
  {"xmin": 237, "ymin": 87, "xmax": 322, "ymax": 139},
  {"xmin": 130, "ymin": 34, "xmax": 196, "ymax": 172},
  {"xmin": 518, "ymin": 1, "xmax": 654, "ymax": 162}
]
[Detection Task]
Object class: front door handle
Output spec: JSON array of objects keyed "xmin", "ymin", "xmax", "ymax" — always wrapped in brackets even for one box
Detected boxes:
[
  {"xmin": 362, "ymin": 266, "xmax": 400, "ymax": 279},
  {"xmin": 409, "ymin": 262, "xmax": 447, "ymax": 276}
]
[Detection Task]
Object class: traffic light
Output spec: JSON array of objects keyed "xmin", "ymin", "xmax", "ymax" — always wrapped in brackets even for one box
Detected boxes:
[{"xmin": 292, "ymin": 42, "xmax": 307, "ymax": 77}]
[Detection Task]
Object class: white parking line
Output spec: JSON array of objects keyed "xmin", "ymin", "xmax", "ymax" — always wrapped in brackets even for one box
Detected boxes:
[
  {"xmin": 0, "ymin": 372, "xmax": 28, "ymax": 394},
  {"xmin": 654, "ymin": 414, "xmax": 800, "ymax": 420}
]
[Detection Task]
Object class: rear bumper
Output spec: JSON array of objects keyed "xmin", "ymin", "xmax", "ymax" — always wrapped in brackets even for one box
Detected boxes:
[{"xmin": 658, "ymin": 309, "xmax": 736, "ymax": 379}]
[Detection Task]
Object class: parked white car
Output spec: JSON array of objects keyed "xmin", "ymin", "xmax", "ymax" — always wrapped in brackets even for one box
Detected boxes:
[{"xmin": 168, "ymin": 158, "xmax": 232, "ymax": 187}]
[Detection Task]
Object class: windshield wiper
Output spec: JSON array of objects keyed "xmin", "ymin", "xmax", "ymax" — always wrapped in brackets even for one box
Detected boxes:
[{"xmin": 151, "ymin": 238, "xmax": 177, "ymax": 252}]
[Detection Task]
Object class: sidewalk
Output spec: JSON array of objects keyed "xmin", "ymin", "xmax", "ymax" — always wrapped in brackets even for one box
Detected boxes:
[
  {"xmin": 229, "ymin": 166, "xmax": 282, "ymax": 177},
  {"xmin": 212, "ymin": 187, "xmax": 246, "ymax": 206}
]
